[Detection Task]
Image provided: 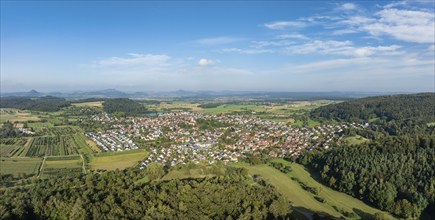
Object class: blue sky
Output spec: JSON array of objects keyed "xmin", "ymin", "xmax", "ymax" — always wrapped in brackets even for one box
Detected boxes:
[{"xmin": 1, "ymin": 1, "xmax": 434, "ymax": 92}]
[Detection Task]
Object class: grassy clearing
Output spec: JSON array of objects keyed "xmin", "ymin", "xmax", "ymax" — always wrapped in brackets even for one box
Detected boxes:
[
  {"xmin": 0, "ymin": 109, "xmax": 40, "ymax": 123},
  {"xmin": 41, "ymin": 156, "xmax": 84, "ymax": 178},
  {"xmin": 344, "ymin": 135, "xmax": 369, "ymax": 145},
  {"xmin": 286, "ymin": 161, "xmax": 393, "ymax": 218},
  {"xmin": 91, "ymin": 150, "xmax": 149, "ymax": 170},
  {"xmin": 234, "ymin": 161, "xmax": 394, "ymax": 219},
  {"xmin": 0, "ymin": 157, "xmax": 42, "ymax": 177},
  {"xmin": 28, "ymin": 122, "xmax": 54, "ymax": 131},
  {"xmin": 162, "ymin": 166, "xmax": 221, "ymax": 181},
  {"xmin": 72, "ymin": 101, "xmax": 103, "ymax": 108},
  {"xmin": 198, "ymin": 105, "xmax": 268, "ymax": 114}
]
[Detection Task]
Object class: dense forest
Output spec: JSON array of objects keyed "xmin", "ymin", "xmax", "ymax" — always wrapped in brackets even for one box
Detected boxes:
[
  {"xmin": 102, "ymin": 98, "xmax": 147, "ymax": 116},
  {"xmin": 303, "ymin": 93, "xmax": 435, "ymax": 219},
  {"xmin": 311, "ymin": 93, "xmax": 434, "ymax": 135},
  {"xmin": 0, "ymin": 168, "xmax": 291, "ymax": 219},
  {"xmin": 0, "ymin": 96, "xmax": 71, "ymax": 112}
]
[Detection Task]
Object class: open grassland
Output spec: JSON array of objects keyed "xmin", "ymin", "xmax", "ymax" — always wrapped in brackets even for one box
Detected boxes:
[
  {"xmin": 72, "ymin": 101, "xmax": 103, "ymax": 108},
  {"xmin": 27, "ymin": 122, "xmax": 54, "ymax": 131},
  {"xmin": 149, "ymin": 102, "xmax": 202, "ymax": 112},
  {"xmin": 0, "ymin": 109, "xmax": 40, "ymax": 124},
  {"xmin": 91, "ymin": 150, "xmax": 149, "ymax": 170},
  {"xmin": 0, "ymin": 157, "xmax": 42, "ymax": 177},
  {"xmin": 41, "ymin": 156, "xmax": 84, "ymax": 178},
  {"xmin": 344, "ymin": 135, "xmax": 369, "ymax": 146},
  {"xmin": 234, "ymin": 160, "xmax": 393, "ymax": 219}
]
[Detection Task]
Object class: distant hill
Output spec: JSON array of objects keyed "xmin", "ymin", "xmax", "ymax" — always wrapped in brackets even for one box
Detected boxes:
[
  {"xmin": 102, "ymin": 98, "xmax": 147, "ymax": 116},
  {"xmin": 0, "ymin": 96, "xmax": 71, "ymax": 112},
  {"xmin": 1, "ymin": 90, "xmax": 44, "ymax": 97},
  {"xmin": 311, "ymin": 93, "xmax": 435, "ymax": 124},
  {"xmin": 2, "ymin": 89, "xmax": 396, "ymax": 99}
]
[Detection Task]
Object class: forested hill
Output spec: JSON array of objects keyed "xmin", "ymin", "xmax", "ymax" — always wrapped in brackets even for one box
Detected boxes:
[
  {"xmin": 102, "ymin": 98, "xmax": 147, "ymax": 116},
  {"xmin": 0, "ymin": 96, "xmax": 70, "ymax": 112},
  {"xmin": 311, "ymin": 93, "xmax": 434, "ymax": 124}
]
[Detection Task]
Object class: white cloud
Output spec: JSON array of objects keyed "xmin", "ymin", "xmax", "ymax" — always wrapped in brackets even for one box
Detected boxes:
[
  {"xmin": 251, "ymin": 40, "xmax": 295, "ymax": 48},
  {"xmin": 276, "ymin": 33, "xmax": 309, "ymax": 40},
  {"xmin": 198, "ymin": 58, "xmax": 214, "ymax": 66},
  {"xmin": 193, "ymin": 37, "xmax": 242, "ymax": 46},
  {"xmin": 284, "ymin": 40, "xmax": 401, "ymax": 57},
  {"xmin": 332, "ymin": 29, "xmax": 358, "ymax": 35},
  {"xmin": 361, "ymin": 8, "xmax": 435, "ymax": 43},
  {"xmin": 222, "ymin": 48, "xmax": 273, "ymax": 55},
  {"xmin": 264, "ymin": 21, "xmax": 306, "ymax": 29},
  {"xmin": 96, "ymin": 53, "xmax": 170, "ymax": 66},
  {"xmin": 339, "ymin": 3, "xmax": 357, "ymax": 10}
]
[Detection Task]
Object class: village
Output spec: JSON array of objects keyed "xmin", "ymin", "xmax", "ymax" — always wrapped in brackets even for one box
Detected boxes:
[{"xmin": 86, "ymin": 112, "xmax": 367, "ymax": 168}]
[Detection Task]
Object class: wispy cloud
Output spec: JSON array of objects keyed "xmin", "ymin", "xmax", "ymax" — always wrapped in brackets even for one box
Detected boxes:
[
  {"xmin": 361, "ymin": 8, "xmax": 435, "ymax": 43},
  {"xmin": 264, "ymin": 21, "xmax": 306, "ymax": 30},
  {"xmin": 251, "ymin": 40, "xmax": 295, "ymax": 48},
  {"xmin": 96, "ymin": 53, "xmax": 171, "ymax": 66},
  {"xmin": 276, "ymin": 33, "xmax": 309, "ymax": 40},
  {"xmin": 193, "ymin": 37, "xmax": 243, "ymax": 46},
  {"xmin": 284, "ymin": 40, "xmax": 402, "ymax": 57},
  {"xmin": 221, "ymin": 48, "xmax": 273, "ymax": 55}
]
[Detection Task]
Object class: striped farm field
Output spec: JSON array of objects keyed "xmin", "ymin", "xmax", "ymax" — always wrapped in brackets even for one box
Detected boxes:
[
  {"xmin": 0, "ymin": 157, "xmax": 42, "ymax": 177},
  {"xmin": 26, "ymin": 136, "xmax": 79, "ymax": 157}
]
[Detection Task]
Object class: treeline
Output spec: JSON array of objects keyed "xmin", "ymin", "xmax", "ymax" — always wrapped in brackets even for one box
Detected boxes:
[
  {"xmin": 311, "ymin": 93, "xmax": 434, "ymax": 134},
  {"xmin": 198, "ymin": 103, "xmax": 223, "ymax": 108},
  {"xmin": 0, "ymin": 121, "xmax": 21, "ymax": 138},
  {"xmin": 0, "ymin": 96, "xmax": 70, "ymax": 112},
  {"xmin": 299, "ymin": 132, "xmax": 435, "ymax": 219},
  {"xmin": 102, "ymin": 98, "xmax": 147, "ymax": 116},
  {"xmin": 0, "ymin": 168, "xmax": 291, "ymax": 219}
]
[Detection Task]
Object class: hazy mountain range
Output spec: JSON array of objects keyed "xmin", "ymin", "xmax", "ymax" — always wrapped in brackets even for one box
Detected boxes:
[{"xmin": 0, "ymin": 89, "xmax": 404, "ymax": 100}]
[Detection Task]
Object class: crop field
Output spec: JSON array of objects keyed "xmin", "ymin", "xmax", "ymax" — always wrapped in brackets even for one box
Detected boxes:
[
  {"xmin": 91, "ymin": 150, "xmax": 149, "ymax": 170},
  {"xmin": 0, "ymin": 157, "xmax": 42, "ymax": 177},
  {"xmin": 27, "ymin": 122, "xmax": 54, "ymax": 131},
  {"xmin": 37, "ymin": 126, "xmax": 81, "ymax": 136},
  {"xmin": 0, "ymin": 138, "xmax": 29, "ymax": 157},
  {"xmin": 72, "ymin": 101, "xmax": 104, "ymax": 108},
  {"xmin": 234, "ymin": 160, "xmax": 393, "ymax": 219},
  {"xmin": 41, "ymin": 155, "xmax": 84, "ymax": 178},
  {"xmin": 0, "ymin": 109, "xmax": 40, "ymax": 124},
  {"xmin": 26, "ymin": 136, "xmax": 79, "ymax": 157}
]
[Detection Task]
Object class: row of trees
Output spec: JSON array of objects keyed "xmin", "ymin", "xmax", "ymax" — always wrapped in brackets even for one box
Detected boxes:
[{"xmin": 0, "ymin": 167, "xmax": 291, "ymax": 219}]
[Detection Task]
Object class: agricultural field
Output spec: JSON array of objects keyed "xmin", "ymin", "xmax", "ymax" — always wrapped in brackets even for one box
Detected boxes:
[
  {"xmin": 0, "ymin": 108, "xmax": 40, "ymax": 124},
  {"xmin": 72, "ymin": 101, "xmax": 104, "ymax": 108},
  {"xmin": 0, "ymin": 157, "xmax": 42, "ymax": 177},
  {"xmin": 0, "ymin": 138, "xmax": 28, "ymax": 157},
  {"xmin": 41, "ymin": 156, "xmax": 84, "ymax": 178},
  {"xmin": 27, "ymin": 122, "xmax": 54, "ymax": 131},
  {"xmin": 91, "ymin": 149, "xmax": 149, "ymax": 170},
  {"xmin": 234, "ymin": 160, "xmax": 393, "ymax": 219},
  {"xmin": 26, "ymin": 135, "xmax": 79, "ymax": 157}
]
